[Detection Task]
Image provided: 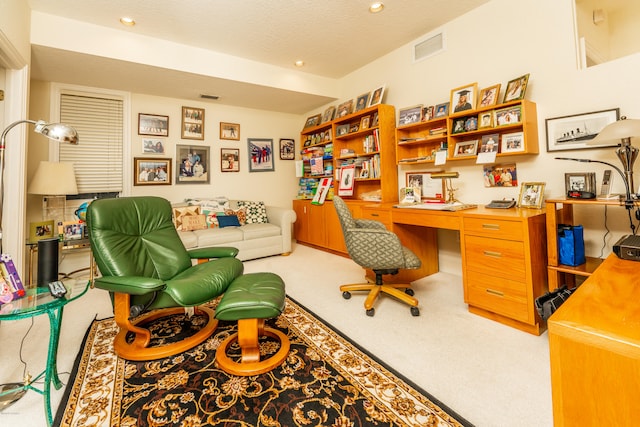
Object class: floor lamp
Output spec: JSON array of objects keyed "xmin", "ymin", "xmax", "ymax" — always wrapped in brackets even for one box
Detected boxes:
[{"xmin": 0, "ymin": 120, "xmax": 77, "ymax": 410}]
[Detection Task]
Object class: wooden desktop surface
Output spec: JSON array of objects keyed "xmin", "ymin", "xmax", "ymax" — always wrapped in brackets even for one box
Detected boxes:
[{"xmin": 548, "ymin": 254, "xmax": 640, "ymax": 425}]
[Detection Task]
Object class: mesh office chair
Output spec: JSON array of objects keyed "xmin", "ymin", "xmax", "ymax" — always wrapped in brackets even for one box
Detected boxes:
[{"xmin": 333, "ymin": 196, "xmax": 421, "ymax": 316}]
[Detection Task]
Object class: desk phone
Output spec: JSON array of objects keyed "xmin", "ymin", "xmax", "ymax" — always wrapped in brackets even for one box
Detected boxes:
[{"xmin": 486, "ymin": 199, "xmax": 516, "ymax": 209}]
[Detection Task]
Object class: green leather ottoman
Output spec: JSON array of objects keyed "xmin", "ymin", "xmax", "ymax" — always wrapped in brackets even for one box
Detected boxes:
[{"xmin": 215, "ymin": 272, "xmax": 289, "ymax": 376}]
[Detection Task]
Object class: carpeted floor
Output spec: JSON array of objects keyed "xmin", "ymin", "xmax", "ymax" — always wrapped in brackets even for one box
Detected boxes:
[{"xmin": 55, "ymin": 297, "xmax": 472, "ymax": 427}]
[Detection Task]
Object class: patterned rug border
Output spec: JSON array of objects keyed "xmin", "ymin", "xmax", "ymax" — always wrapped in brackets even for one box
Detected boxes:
[
  {"xmin": 55, "ymin": 296, "xmax": 474, "ymax": 427},
  {"xmin": 285, "ymin": 296, "xmax": 473, "ymax": 427}
]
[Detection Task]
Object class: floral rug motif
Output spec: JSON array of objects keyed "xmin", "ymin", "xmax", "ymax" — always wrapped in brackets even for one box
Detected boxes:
[{"xmin": 56, "ymin": 297, "xmax": 472, "ymax": 426}]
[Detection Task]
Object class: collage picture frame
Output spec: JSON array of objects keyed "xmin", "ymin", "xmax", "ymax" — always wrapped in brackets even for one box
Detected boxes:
[{"xmin": 181, "ymin": 106, "xmax": 205, "ymax": 140}]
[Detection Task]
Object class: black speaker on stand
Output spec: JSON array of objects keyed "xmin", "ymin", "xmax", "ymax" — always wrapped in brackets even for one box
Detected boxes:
[{"xmin": 37, "ymin": 238, "xmax": 59, "ymax": 287}]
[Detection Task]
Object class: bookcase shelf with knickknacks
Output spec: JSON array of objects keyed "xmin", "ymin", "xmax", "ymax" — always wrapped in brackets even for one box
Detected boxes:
[
  {"xmin": 332, "ymin": 103, "xmax": 398, "ymax": 203},
  {"xmin": 298, "ymin": 122, "xmax": 334, "ymax": 199},
  {"xmin": 395, "ymin": 99, "xmax": 538, "ymax": 164}
]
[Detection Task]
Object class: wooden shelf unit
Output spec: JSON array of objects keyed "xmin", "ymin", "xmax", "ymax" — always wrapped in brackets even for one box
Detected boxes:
[
  {"xmin": 545, "ymin": 197, "xmax": 634, "ymax": 292},
  {"xmin": 395, "ymin": 99, "xmax": 538, "ymax": 164},
  {"xmin": 299, "ymin": 122, "xmax": 334, "ymax": 183},
  {"xmin": 332, "ymin": 104, "xmax": 398, "ymax": 203}
]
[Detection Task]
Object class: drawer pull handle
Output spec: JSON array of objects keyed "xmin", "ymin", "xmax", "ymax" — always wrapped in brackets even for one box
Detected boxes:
[
  {"xmin": 486, "ymin": 289, "xmax": 504, "ymax": 297},
  {"xmin": 482, "ymin": 224, "xmax": 500, "ymax": 230},
  {"xmin": 483, "ymin": 250, "xmax": 502, "ymax": 258},
  {"xmin": 370, "ymin": 213, "xmax": 379, "ymax": 217}
]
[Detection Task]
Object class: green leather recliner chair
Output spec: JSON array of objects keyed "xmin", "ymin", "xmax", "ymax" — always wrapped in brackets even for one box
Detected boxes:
[{"xmin": 86, "ymin": 196, "xmax": 244, "ymax": 361}]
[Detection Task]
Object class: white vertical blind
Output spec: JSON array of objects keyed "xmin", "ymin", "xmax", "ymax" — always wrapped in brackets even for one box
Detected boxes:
[{"xmin": 59, "ymin": 93, "xmax": 123, "ymax": 193}]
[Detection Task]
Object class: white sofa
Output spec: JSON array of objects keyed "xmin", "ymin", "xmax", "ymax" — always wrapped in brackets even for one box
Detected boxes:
[{"xmin": 174, "ymin": 200, "xmax": 296, "ymax": 261}]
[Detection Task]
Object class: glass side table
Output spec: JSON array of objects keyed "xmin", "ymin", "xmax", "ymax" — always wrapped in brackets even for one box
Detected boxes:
[
  {"xmin": 0, "ymin": 280, "xmax": 90, "ymax": 426},
  {"xmin": 26, "ymin": 238, "xmax": 92, "ymax": 287}
]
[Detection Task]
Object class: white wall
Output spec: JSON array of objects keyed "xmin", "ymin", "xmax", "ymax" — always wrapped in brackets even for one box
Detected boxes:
[{"xmin": 303, "ymin": 0, "xmax": 640, "ymax": 269}]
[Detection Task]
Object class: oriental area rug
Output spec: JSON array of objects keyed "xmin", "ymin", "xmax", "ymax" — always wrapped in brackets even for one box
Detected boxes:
[{"xmin": 55, "ymin": 297, "xmax": 472, "ymax": 427}]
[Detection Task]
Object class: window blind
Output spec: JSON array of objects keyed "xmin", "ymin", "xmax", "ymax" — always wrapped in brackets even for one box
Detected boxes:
[{"xmin": 59, "ymin": 93, "xmax": 124, "ymax": 193}]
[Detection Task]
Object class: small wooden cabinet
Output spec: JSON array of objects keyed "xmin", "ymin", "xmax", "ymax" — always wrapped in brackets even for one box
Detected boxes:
[
  {"xmin": 292, "ymin": 199, "xmax": 347, "ymax": 254},
  {"xmin": 460, "ymin": 207, "xmax": 548, "ymax": 335}
]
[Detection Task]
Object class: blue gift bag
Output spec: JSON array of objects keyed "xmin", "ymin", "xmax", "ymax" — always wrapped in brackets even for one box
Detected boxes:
[{"xmin": 558, "ymin": 224, "xmax": 586, "ymax": 266}]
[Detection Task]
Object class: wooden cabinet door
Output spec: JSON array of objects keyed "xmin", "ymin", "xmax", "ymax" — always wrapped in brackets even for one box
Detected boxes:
[
  {"xmin": 292, "ymin": 200, "xmax": 309, "ymax": 243},
  {"xmin": 325, "ymin": 202, "xmax": 347, "ymax": 253},
  {"xmin": 307, "ymin": 203, "xmax": 326, "ymax": 247}
]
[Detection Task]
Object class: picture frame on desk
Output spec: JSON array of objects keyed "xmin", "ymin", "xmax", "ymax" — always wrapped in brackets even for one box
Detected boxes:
[
  {"xmin": 29, "ymin": 219, "xmax": 55, "ymax": 242},
  {"xmin": 565, "ymin": 172, "xmax": 596, "ymax": 194},
  {"xmin": 406, "ymin": 170, "xmax": 446, "ymax": 201},
  {"xmin": 59, "ymin": 220, "xmax": 84, "ymax": 241},
  {"xmin": 518, "ymin": 182, "xmax": 545, "ymax": 209}
]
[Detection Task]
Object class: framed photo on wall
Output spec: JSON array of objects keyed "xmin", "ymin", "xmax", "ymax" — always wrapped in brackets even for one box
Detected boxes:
[
  {"xmin": 279, "ymin": 138, "xmax": 295, "ymax": 160},
  {"xmin": 181, "ymin": 106, "xmax": 205, "ymax": 140},
  {"xmin": 248, "ymin": 138, "xmax": 275, "ymax": 172},
  {"xmin": 545, "ymin": 108, "xmax": 620, "ymax": 152},
  {"xmin": 220, "ymin": 122, "xmax": 240, "ymax": 140},
  {"xmin": 142, "ymin": 138, "xmax": 165, "ymax": 154},
  {"xmin": 221, "ymin": 148, "xmax": 239, "ymax": 172},
  {"xmin": 176, "ymin": 145, "xmax": 210, "ymax": 183},
  {"xmin": 134, "ymin": 157, "xmax": 172, "ymax": 185},
  {"xmin": 138, "ymin": 113, "xmax": 169, "ymax": 137}
]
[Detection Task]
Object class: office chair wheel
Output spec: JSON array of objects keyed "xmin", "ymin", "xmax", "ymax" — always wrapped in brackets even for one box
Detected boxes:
[
  {"xmin": 342, "ymin": 291, "xmax": 351, "ymax": 299},
  {"xmin": 411, "ymin": 307, "xmax": 420, "ymax": 316},
  {"xmin": 405, "ymin": 288, "xmax": 415, "ymax": 296},
  {"xmin": 366, "ymin": 308, "xmax": 375, "ymax": 317}
]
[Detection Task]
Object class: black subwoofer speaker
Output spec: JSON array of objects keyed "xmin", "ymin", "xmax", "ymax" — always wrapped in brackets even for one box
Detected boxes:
[{"xmin": 37, "ymin": 238, "xmax": 59, "ymax": 287}]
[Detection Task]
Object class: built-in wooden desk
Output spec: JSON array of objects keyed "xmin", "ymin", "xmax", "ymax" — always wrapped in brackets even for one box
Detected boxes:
[
  {"xmin": 392, "ymin": 205, "xmax": 548, "ymax": 334},
  {"xmin": 548, "ymin": 254, "xmax": 640, "ymax": 426}
]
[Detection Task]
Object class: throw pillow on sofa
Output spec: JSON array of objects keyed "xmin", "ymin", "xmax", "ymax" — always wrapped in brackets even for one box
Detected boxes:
[
  {"xmin": 217, "ymin": 215, "xmax": 241, "ymax": 228},
  {"xmin": 224, "ymin": 207, "xmax": 247, "ymax": 225},
  {"xmin": 237, "ymin": 200, "xmax": 268, "ymax": 224},
  {"xmin": 173, "ymin": 205, "xmax": 201, "ymax": 231}
]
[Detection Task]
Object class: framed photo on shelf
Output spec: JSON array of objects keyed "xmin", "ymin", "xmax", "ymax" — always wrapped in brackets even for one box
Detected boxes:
[
  {"xmin": 518, "ymin": 181, "xmax": 545, "ymax": 209},
  {"xmin": 142, "ymin": 138, "xmax": 165, "ymax": 154},
  {"xmin": 61, "ymin": 221, "xmax": 84, "ymax": 240},
  {"xmin": 355, "ymin": 92, "xmax": 370, "ymax": 112},
  {"xmin": 454, "ymin": 140, "xmax": 479, "ymax": 157},
  {"xmin": 495, "ymin": 105, "xmax": 522, "ymax": 126},
  {"xmin": 176, "ymin": 144, "xmax": 210, "ymax": 184},
  {"xmin": 451, "ymin": 117, "xmax": 466, "ymax": 134},
  {"xmin": 480, "ymin": 133, "xmax": 499, "ymax": 153},
  {"xmin": 398, "ymin": 105, "xmax": 423, "ymax": 126},
  {"xmin": 181, "ymin": 106, "xmax": 205, "ymax": 140},
  {"xmin": 368, "ymin": 85, "xmax": 385, "ymax": 107},
  {"xmin": 478, "ymin": 111, "xmax": 494, "ymax": 129},
  {"xmin": 220, "ymin": 122, "xmax": 240, "ymax": 140},
  {"xmin": 503, "ymin": 73, "xmax": 530, "ymax": 103},
  {"xmin": 322, "ymin": 106, "xmax": 336, "ymax": 123},
  {"xmin": 422, "ymin": 106, "xmax": 435, "ymax": 122},
  {"xmin": 360, "ymin": 116, "xmax": 371, "ymax": 130},
  {"xmin": 279, "ymin": 138, "xmax": 295, "ymax": 160},
  {"xmin": 221, "ymin": 148, "xmax": 240, "ymax": 172},
  {"xmin": 434, "ymin": 102, "xmax": 450, "ymax": 117},
  {"xmin": 134, "ymin": 157, "xmax": 172, "ymax": 185},
  {"xmin": 478, "ymin": 84, "xmax": 501, "ymax": 108},
  {"xmin": 406, "ymin": 170, "xmax": 446, "ymax": 201},
  {"xmin": 545, "ymin": 108, "xmax": 620, "ymax": 152},
  {"xmin": 502, "ymin": 131, "xmax": 525, "ymax": 153},
  {"xmin": 450, "ymin": 82, "xmax": 478, "ymax": 114},
  {"xmin": 565, "ymin": 172, "xmax": 596, "ymax": 194},
  {"xmin": 303, "ymin": 114, "xmax": 322, "ymax": 129},
  {"xmin": 29, "ymin": 219, "xmax": 55, "ymax": 242},
  {"xmin": 0, "ymin": 254, "xmax": 25, "ymax": 304},
  {"xmin": 138, "ymin": 113, "xmax": 169, "ymax": 137},
  {"xmin": 464, "ymin": 116, "xmax": 478, "ymax": 132},
  {"xmin": 336, "ymin": 100, "xmax": 354, "ymax": 118},
  {"xmin": 336, "ymin": 124, "xmax": 350, "ymax": 137},
  {"xmin": 248, "ymin": 138, "xmax": 275, "ymax": 172}
]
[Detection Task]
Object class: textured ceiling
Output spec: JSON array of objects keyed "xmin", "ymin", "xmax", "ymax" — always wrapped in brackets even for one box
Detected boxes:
[{"xmin": 27, "ymin": 0, "xmax": 490, "ymax": 113}]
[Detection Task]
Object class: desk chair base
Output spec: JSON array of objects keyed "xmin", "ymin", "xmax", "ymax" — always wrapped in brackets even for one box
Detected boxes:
[
  {"xmin": 340, "ymin": 270, "xmax": 419, "ymax": 317},
  {"xmin": 113, "ymin": 293, "xmax": 218, "ymax": 361},
  {"xmin": 216, "ymin": 318, "xmax": 290, "ymax": 376}
]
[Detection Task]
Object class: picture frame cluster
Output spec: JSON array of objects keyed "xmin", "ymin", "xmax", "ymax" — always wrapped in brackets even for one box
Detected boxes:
[
  {"xmin": 136, "ymin": 106, "xmax": 294, "ymax": 184},
  {"xmin": 308, "ymin": 85, "xmax": 386, "ymax": 129}
]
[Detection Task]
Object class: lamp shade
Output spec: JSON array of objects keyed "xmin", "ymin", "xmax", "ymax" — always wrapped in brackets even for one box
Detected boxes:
[
  {"xmin": 28, "ymin": 161, "xmax": 78, "ymax": 195},
  {"xmin": 588, "ymin": 118, "xmax": 640, "ymax": 145}
]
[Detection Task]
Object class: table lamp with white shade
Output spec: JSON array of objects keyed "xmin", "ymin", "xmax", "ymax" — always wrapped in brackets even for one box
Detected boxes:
[{"xmin": 28, "ymin": 161, "xmax": 79, "ymax": 223}]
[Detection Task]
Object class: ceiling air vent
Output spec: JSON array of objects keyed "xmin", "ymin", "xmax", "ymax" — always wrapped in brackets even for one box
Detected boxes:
[{"xmin": 413, "ymin": 32, "xmax": 444, "ymax": 63}]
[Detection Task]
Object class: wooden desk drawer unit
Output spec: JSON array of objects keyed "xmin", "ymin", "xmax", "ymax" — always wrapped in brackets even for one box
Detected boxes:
[
  {"xmin": 461, "ymin": 208, "xmax": 547, "ymax": 335},
  {"xmin": 360, "ymin": 206, "xmax": 392, "ymax": 228}
]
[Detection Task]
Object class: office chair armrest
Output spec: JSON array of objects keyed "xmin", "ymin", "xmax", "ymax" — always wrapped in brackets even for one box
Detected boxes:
[
  {"xmin": 187, "ymin": 246, "xmax": 239, "ymax": 260},
  {"xmin": 354, "ymin": 219, "xmax": 386, "ymax": 230},
  {"xmin": 93, "ymin": 276, "xmax": 165, "ymax": 295}
]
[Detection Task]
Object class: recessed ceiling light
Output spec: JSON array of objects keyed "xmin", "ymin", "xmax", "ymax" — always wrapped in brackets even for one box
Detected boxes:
[
  {"xmin": 369, "ymin": 2, "xmax": 384, "ymax": 13},
  {"xmin": 119, "ymin": 17, "xmax": 135, "ymax": 26},
  {"xmin": 295, "ymin": 60, "xmax": 305, "ymax": 67}
]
